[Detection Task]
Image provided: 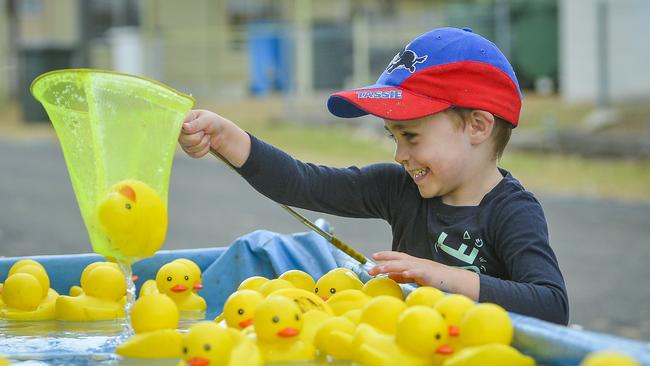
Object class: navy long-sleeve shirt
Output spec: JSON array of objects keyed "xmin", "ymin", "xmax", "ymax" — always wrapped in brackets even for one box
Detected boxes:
[{"xmin": 235, "ymin": 135, "xmax": 569, "ymax": 324}]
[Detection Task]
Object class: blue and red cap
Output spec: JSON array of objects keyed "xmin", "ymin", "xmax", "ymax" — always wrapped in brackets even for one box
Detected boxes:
[{"xmin": 327, "ymin": 27, "xmax": 522, "ymax": 126}]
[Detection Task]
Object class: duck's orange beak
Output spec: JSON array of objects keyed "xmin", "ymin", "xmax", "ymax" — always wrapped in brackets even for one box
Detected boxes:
[
  {"xmin": 118, "ymin": 185, "xmax": 136, "ymax": 202},
  {"xmin": 320, "ymin": 296, "xmax": 329, "ymax": 301},
  {"xmin": 131, "ymin": 274, "xmax": 139, "ymax": 282},
  {"xmin": 448, "ymin": 325, "xmax": 460, "ymax": 337},
  {"xmin": 277, "ymin": 327, "xmax": 299, "ymax": 338},
  {"xmin": 171, "ymin": 284, "xmax": 188, "ymax": 293},
  {"xmin": 436, "ymin": 344, "xmax": 453, "ymax": 355},
  {"xmin": 238, "ymin": 318, "xmax": 253, "ymax": 328},
  {"xmin": 187, "ymin": 357, "xmax": 210, "ymax": 366},
  {"xmin": 193, "ymin": 282, "xmax": 203, "ymax": 290}
]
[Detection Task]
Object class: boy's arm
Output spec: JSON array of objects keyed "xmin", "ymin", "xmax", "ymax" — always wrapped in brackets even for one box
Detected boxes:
[
  {"xmin": 234, "ymin": 133, "xmax": 399, "ymax": 219},
  {"xmin": 478, "ymin": 198, "xmax": 569, "ymax": 325},
  {"xmin": 179, "ymin": 110, "xmax": 399, "ymax": 219}
]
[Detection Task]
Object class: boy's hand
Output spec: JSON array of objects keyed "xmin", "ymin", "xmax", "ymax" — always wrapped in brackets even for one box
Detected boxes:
[
  {"xmin": 179, "ymin": 109, "xmax": 251, "ymax": 167},
  {"xmin": 369, "ymin": 251, "xmax": 441, "ymax": 286},
  {"xmin": 179, "ymin": 109, "xmax": 221, "ymax": 158},
  {"xmin": 368, "ymin": 251, "xmax": 479, "ymax": 300}
]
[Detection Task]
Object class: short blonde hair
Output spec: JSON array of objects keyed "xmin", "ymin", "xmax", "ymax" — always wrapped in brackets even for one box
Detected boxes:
[{"xmin": 445, "ymin": 107, "xmax": 513, "ymax": 160}]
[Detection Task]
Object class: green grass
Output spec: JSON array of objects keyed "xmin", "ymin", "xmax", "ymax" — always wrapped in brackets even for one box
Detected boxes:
[
  {"xmin": 242, "ymin": 121, "xmax": 650, "ymax": 203},
  {"xmin": 500, "ymin": 152, "xmax": 650, "ymax": 202}
]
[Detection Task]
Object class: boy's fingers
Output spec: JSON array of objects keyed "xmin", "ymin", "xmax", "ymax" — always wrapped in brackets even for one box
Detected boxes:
[
  {"xmin": 387, "ymin": 272, "xmax": 416, "ymax": 283},
  {"xmin": 182, "ymin": 113, "xmax": 210, "ymax": 134},
  {"xmin": 184, "ymin": 134, "xmax": 210, "ymax": 154},
  {"xmin": 372, "ymin": 251, "xmax": 409, "ymax": 261},
  {"xmin": 179, "ymin": 130, "xmax": 205, "ymax": 148},
  {"xmin": 370, "ymin": 260, "xmax": 409, "ymax": 275},
  {"xmin": 183, "ymin": 110, "xmax": 199, "ymax": 124}
]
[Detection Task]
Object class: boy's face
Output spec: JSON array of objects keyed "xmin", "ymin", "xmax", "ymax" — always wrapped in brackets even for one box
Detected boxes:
[{"xmin": 385, "ymin": 112, "xmax": 471, "ymax": 199}]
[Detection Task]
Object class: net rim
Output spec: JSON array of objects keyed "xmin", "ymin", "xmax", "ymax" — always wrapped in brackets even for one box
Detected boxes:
[{"xmin": 30, "ymin": 68, "xmax": 196, "ymax": 107}]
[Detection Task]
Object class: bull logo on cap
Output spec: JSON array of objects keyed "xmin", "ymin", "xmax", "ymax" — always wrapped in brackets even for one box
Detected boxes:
[{"xmin": 386, "ymin": 48, "xmax": 428, "ymax": 74}]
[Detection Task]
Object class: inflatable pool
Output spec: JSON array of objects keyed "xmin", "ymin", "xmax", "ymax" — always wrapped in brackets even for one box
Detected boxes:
[{"xmin": 1, "ymin": 224, "xmax": 649, "ymax": 366}]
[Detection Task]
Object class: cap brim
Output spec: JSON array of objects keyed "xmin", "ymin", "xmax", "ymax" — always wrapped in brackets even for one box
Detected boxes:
[{"xmin": 327, "ymin": 86, "xmax": 451, "ymax": 121}]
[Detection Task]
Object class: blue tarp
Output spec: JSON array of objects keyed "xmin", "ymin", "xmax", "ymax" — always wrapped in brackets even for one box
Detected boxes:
[{"xmin": 1, "ymin": 227, "xmax": 649, "ymax": 366}]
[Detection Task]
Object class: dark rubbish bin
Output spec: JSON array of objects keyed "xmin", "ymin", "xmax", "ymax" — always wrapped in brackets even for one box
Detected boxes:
[{"xmin": 19, "ymin": 44, "xmax": 75, "ymax": 122}]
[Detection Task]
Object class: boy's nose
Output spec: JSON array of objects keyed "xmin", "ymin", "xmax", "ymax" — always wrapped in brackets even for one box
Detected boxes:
[{"xmin": 394, "ymin": 148, "xmax": 409, "ymax": 166}]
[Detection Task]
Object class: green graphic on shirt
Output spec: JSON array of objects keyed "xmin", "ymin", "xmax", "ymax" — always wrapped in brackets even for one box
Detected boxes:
[{"xmin": 436, "ymin": 232, "xmax": 479, "ymax": 264}]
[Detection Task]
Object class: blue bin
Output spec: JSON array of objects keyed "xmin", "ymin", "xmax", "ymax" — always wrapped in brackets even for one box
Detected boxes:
[{"xmin": 247, "ymin": 23, "xmax": 292, "ymax": 96}]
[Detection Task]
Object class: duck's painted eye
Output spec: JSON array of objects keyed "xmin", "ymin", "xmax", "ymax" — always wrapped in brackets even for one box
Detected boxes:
[
  {"xmin": 272, "ymin": 316, "xmax": 279, "ymax": 323},
  {"xmin": 204, "ymin": 344, "xmax": 211, "ymax": 351},
  {"xmin": 125, "ymin": 203, "xmax": 132, "ymax": 210},
  {"xmin": 238, "ymin": 309, "xmax": 244, "ymax": 315},
  {"xmin": 329, "ymin": 288, "xmax": 336, "ymax": 294},
  {"xmin": 440, "ymin": 313, "xmax": 446, "ymax": 318},
  {"xmin": 314, "ymin": 288, "xmax": 318, "ymax": 293},
  {"xmin": 183, "ymin": 347, "xmax": 187, "ymax": 354},
  {"xmin": 184, "ymin": 275, "xmax": 189, "ymax": 281},
  {"xmin": 166, "ymin": 276, "xmax": 172, "ymax": 282},
  {"xmin": 435, "ymin": 333, "xmax": 441, "ymax": 340},
  {"xmin": 295, "ymin": 314, "xmax": 300, "ymax": 321}
]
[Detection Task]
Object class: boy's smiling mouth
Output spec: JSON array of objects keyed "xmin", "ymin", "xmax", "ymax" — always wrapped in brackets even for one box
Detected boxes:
[{"xmin": 410, "ymin": 167, "xmax": 430, "ymax": 182}]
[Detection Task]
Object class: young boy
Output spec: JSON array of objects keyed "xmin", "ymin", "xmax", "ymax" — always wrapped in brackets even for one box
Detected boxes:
[{"xmin": 179, "ymin": 27, "xmax": 569, "ymax": 325}]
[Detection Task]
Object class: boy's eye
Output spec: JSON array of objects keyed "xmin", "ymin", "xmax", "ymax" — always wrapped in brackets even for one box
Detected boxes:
[{"xmin": 401, "ymin": 132, "xmax": 417, "ymax": 140}]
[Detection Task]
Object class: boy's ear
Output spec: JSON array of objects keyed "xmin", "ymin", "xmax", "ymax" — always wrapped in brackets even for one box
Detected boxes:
[{"xmin": 468, "ymin": 110, "xmax": 495, "ymax": 145}]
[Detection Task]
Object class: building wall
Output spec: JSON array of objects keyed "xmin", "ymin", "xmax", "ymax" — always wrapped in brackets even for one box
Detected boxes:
[{"xmin": 560, "ymin": 0, "xmax": 650, "ymax": 103}]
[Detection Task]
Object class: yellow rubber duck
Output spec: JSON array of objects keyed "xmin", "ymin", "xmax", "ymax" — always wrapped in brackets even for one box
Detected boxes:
[
  {"xmin": 580, "ymin": 351, "xmax": 640, "ymax": 366},
  {"xmin": 179, "ymin": 321, "xmax": 263, "ymax": 366},
  {"xmin": 459, "ymin": 303, "xmax": 513, "ymax": 348},
  {"xmin": 326, "ymin": 289, "xmax": 371, "ymax": 316},
  {"xmin": 7, "ymin": 259, "xmax": 45, "ymax": 276},
  {"xmin": 405, "ymin": 286, "xmax": 445, "ymax": 307},
  {"xmin": 362, "ymin": 277, "xmax": 404, "ymax": 300},
  {"xmin": 359, "ymin": 295, "xmax": 408, "ymax": 335},
  {"xmin": 442, "ymin": 344, "xmax": 535, "ymax": 366},
  {"xmin": 315, "ymin": 268, "xmax": 363, "ymax": 301},
  {"xmin": 1, "ymin": 260, "xmax": 58, "ymax": 320},
  {"xmin": 343, "ymin": 308, "xmax": 362, "ymax": 324},
  {"xmin": 320, "ymin": 296, "xmax": 407, "ymax": 361},
  {"xmin": 96, "ymin": 179, "xmax": 167, "ymax": 261},
  {"xmin": 300, "ymin": 309, "xmax": 332, "ymax": 344},
  {"xmin": 279, "ymin": 269, "xmax": 316, "ymax": 292},
  {"xmin": 313, "ymin": 315, "xmax": 357, "ymax": 360},
  {"xmin": 257, "ymin": 278, "xmax": 295, "ymax": 297},
  {"xmin": 174, "ymin": 258, "xmax": 203, "ymax": 291},
  {"xmin": 355, "ymin": 306, "xmax": 453, "ymax": 366},
  {"xmin": 138, "ymin": 279, "xmax": 159, "ymax": 297},
  {"xmin": 116, "ymin": 293, "xmax": 182, "ymax": 359},
  {"xmin": 434, "ymin": 294, "xmax": 475, "ymax": 348},
  {"xmin": 69, "ymin": 262, "xmax": 129, "ymax": 307},
  {"xmin": 0, "ymin": 355, "xmax": 9, "ymax": 366},
  {"xmin": 215, "ymin": 289, "xmax": 264, "ymax": 330},
  {"xmin": 69, "ymin": 261, "xmax": 117, "ymax": 296},
  {"xmin": 253, "ymin": 295, "xmax": 315, "ymax": 363},
  {"xmin": 237, "ymin": 276, "xmax": 269, "ymax": 292},
  {"xmin": 55, "ymin": 264, "xmax": 126, "ymax": 321},
  {"xmin": 155, "ymin": 261, "xmax": 207, "ymax": 311},
  {"xmin": 272, "ymin": 287, "xmax": 333, "ymax": 315}
]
